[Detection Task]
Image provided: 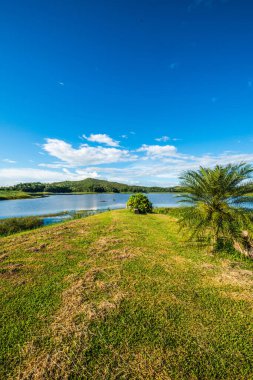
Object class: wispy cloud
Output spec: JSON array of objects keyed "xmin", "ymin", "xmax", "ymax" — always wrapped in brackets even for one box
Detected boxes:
[
  {"xmin": 83, "ymin": 133, "xmax": 120, "ymax": 147},
  {"xmin": 2, "ymin": 158, "xmax": 16, "ymax": 164},
  {"xmin": 137, "ymin": 144, "xmax": 178, "ymax": 158},
  {"xmin": 155, "ymin": 136, "xmax": 170, "ymax": 142},
  {"xmin": 1, "ymin": 135, "xmax": 253, "ymax": 187},
  {"xmin": 1, "ymin": 148, "xmax": 253, "ymax": 187},
  {"xmin": 155, "ymin": 136, "xmax": 181, "ymax": 142}
]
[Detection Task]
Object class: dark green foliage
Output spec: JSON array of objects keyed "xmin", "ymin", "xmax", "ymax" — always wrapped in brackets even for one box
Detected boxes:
[
  {"xmin": 0, "ymin": 217, "xmax": 43, "ymax": 236},
  {"xmin": 44, "ymin": 184, "xmax": 71, "ymax": 193},
  {"xmin": 127, "ymin": 193, "xmax": 153, "ymax": 214},
  {"xmin": 9, "ymin": 182, "xmax": 46, "ymax": 193},
  {"xmin": 178, "ymin": 163, "xmax": 253, "ymax": 250},
  {"xmin": 0, "ymin": 178, "xmax": 172, "ymax": 194}
]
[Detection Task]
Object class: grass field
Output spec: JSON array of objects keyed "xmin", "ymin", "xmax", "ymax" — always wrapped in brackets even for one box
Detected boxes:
[
  {"xmin": 0, "ymin": 191, "xmax": 52, "ymax": 200},
  {"xmin": 0, "ymin": 191, "xmax": 33, "ymax": 200},
  {"xmin": 0, "ymin": 209, "xmax": 253, "ymax": 379}
]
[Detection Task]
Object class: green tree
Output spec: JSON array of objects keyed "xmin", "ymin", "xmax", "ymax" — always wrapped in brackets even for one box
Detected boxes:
[
  {"xmin": 178, "ymin": 163, "xmax": 253, "ymax": 251},
  {"xmin": 127, "ymin": 193, "xmax": 153, "ymax": 214}
]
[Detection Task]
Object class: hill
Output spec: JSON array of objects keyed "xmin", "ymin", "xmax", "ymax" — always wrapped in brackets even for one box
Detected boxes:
[
  {"xmin": 1, "ymin": 178, "xmax": 178, "ymax": 194},
  {"xmin": 1, "ymin": 209, "xmax": 252, "ymax": 379},
  {"xmin": 48, "ymin": 177, "xmax": 173, "ymax": 193}
]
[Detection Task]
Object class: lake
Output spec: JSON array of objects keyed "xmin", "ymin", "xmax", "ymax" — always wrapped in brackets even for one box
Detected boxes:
[{"xmin": 0, "ymin": 193, "xmax": 179, "ymax": 219}]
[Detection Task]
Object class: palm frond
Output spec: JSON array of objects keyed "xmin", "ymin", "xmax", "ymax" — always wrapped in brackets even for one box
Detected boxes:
[{"xmin": 178, "ymin": 163, "xmax": 253, "ymax": 250}]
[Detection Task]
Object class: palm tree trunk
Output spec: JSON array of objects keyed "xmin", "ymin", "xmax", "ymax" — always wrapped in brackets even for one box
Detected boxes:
[{"xmin": 211, "ymin": 227, "xmax": 220, "ymax": 251}]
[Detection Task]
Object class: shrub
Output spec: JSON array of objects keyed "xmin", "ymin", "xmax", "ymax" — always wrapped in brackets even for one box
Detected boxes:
[
  {"xmin": 127, "ymin": 193, "xmax": 153, "ymax": 214},
  {"xmin": 0, "ymin": 217, "xmax": 43, "ymax": 236}
]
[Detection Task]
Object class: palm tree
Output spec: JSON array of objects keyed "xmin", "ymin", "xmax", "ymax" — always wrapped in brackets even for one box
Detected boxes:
[{"xmin": 178, "ymin": 163, "xmax": 253, "ymax": 253}]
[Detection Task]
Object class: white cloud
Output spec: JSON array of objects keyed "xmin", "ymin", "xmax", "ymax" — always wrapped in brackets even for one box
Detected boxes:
[
  {"xmin": 0, "ymin": 168, "xmax": 80, "ymax": 186},
  {"xmin": 155, "ymin": 136, "xmax": 170, "ymax": 142},
  {"xmin": 2, "ymin": 158, "xmax": 16, "ymax": 164},
  {"xmin": 74, "ymin": 169, "xmax": 101, "ymax": 178},
  {"xmin": 1, "ymin": 134, "xmax": 253, "ymax": 187},
  {"xmin": 83, "ymin": 133, "xmax": 119, "ymax": 147},
  {"xmin": 39, "ymin": 163, "xmax": 72, "ymax": 169},
  {"xmin": 42, "ymin": 138, "xmax": 136, "ymax": 166},
  {"xmin": 137, "ymin": 144, "xmax": 178, "ymax": 158},
  {"xmin": 155, "ymin": 136, "xmax": 181, "ymax": 142},
  {"xmin": 1, "ymin": 148, "xmax": 253, "ymax": 187}
]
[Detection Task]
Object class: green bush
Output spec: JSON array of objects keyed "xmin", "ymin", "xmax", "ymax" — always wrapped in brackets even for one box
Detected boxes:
[
  {"xmin": 0, "ymin": 217, "xmax": 43, "ymax": 236},
  {"xmin": 127, "ymin": 193, "xmax": 153, "ymax": 214}
]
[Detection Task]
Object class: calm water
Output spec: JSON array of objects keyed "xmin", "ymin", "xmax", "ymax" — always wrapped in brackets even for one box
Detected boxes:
[{"xmin": 0, "ymin": 193, "xmax": 179, "ymax": 219}]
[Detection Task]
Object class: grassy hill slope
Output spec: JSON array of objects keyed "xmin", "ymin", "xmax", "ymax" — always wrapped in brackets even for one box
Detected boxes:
[{"xmin": 0, "ymin": 210, "xmax": 253, "ymax": 379}]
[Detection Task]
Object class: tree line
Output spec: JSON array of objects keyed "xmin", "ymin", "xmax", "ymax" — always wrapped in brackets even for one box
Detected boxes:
[{"xmin": 0, "ymin": 179, "xmax": 179, "ymax": 194}]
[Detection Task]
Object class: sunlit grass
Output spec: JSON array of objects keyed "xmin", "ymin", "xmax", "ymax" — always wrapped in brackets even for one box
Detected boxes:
[
  {"xmin": 0, "ymin": 210, "xmax": 252, "ymax": 379},
  {"xmin": 0, "ymin": 190, "xmax": 32, "ymax": 200}
]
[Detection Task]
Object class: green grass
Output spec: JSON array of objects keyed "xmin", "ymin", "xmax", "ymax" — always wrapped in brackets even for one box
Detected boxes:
[
  {"xmin": 0, "ymin": 210, "xmax": 252, "ymax": 379},
  {"xmin": 0, "ymin": 217, "xmax": 43, "ymax": 236},
  {"xmin": 0, "ymin": 191, "xmax": 51, "ymax": 200},
  {"xmin": 0, "ymin": 190, "xmax": 33, "ymax": 200},
  {"xmin": 0, "ymin": 190, "xmax": 55, "ymax": 200}
]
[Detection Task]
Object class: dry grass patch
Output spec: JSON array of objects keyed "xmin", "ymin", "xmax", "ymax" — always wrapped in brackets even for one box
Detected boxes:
[
  {"xmin": 17, "ymin": 265, "xmax": 126, "ymax": 380},
  {"xmin": 89, "ymin": 347, "xmax": 173, "ymax": 380},
  {"xmin": 221, "ymin": 290, "xmax": 253, "ymax": 303},
  {"xmin": 169, "ymin": 255, "xmax": 192, "ymax": 266},
  {"xmin": 0, "ymin": 253, "xmax": 8, "ymax": 262},
  {"xmin": 0, "ymin": 263, "xmax": 24, "ymax": 275},
  {"xmin": 110, "ymin": 247, "xmax": 137, "ymax": 260},
  {"xmin": 87, "ymin": 235, "xmax": 130, "ymax": 257},
  {"xmin": 209, "ymin": 267, "xmax": 253, "ymax": 287},
  {"xmin": 200, "ymin": 263, "xmax": 216, "ymax": 271},
  {"xmin": 126, "ymin": 348, "xmax": 172, "ymax": 380}
]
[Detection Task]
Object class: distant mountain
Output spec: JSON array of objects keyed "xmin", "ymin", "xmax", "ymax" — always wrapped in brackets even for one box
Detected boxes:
[
  {"xmin": 1, "ymin": 178, "xmax": 180, "ymax": 193},
  {"xmin": 46, "ymin": 178, "xmax": 172, "ymax": 193}
]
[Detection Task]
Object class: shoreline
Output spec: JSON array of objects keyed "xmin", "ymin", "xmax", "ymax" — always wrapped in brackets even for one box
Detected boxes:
[{"xmin": 0, "ymin": 191, "xmax": 176, "ymax": 201}]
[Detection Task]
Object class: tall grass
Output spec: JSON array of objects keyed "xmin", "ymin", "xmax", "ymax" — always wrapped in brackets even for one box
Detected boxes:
[
  {"xmin": 0, "ymin": 217, "xmax": 43, "ymax": 236},
  {"xmin": 0, "ymin": 191, "xmax": 31, "ymax": 200}
]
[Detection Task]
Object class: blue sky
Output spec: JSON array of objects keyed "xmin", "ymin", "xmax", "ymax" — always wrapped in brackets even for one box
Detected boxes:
[{"xmin": 1, "ymin": 0, "xmax": 253, "ymax": 186}]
